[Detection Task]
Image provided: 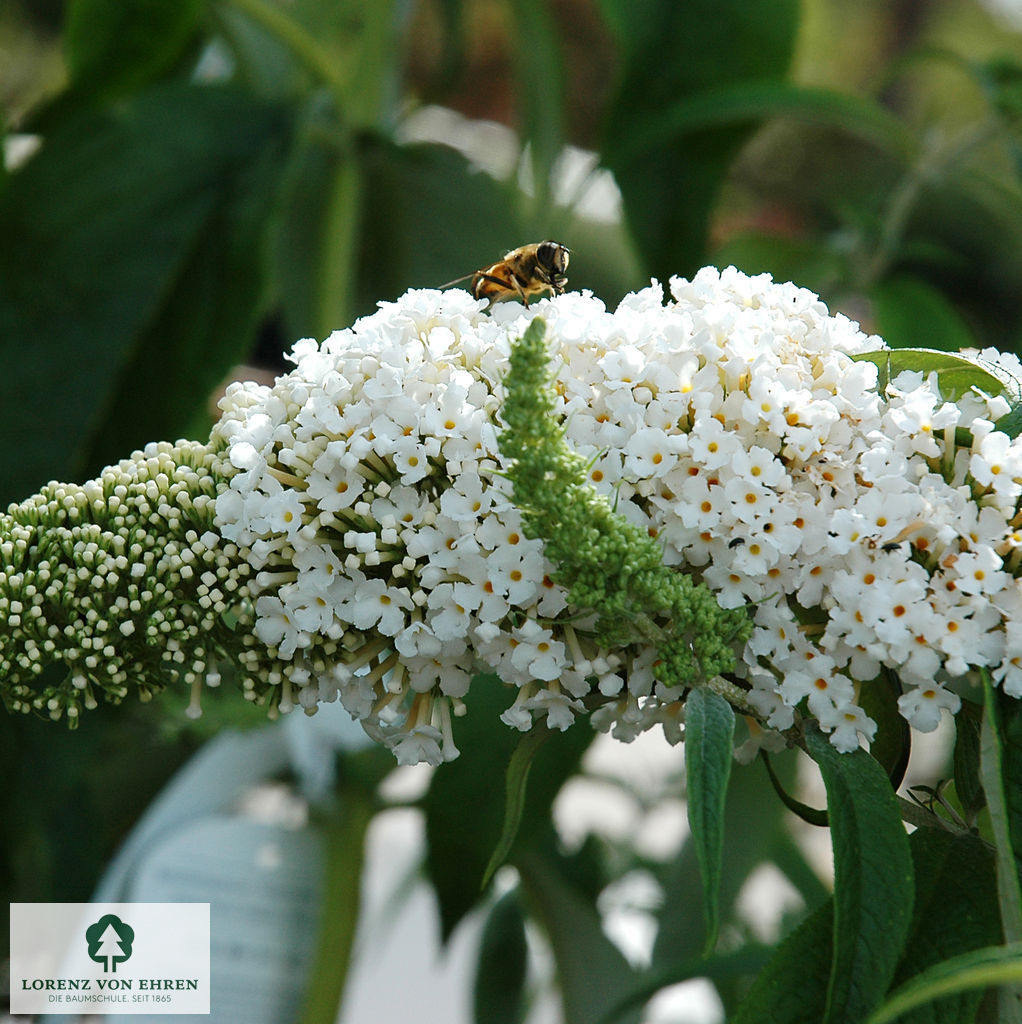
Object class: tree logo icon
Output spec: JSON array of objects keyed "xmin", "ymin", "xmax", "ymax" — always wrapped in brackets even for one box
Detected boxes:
[{"xmin": 85, "ymin": 914, "xmax": 135, "ymax": 973}]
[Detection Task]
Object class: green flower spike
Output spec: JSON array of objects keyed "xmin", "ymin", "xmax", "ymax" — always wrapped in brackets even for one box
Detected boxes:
[
  {"xmin": 500, "ymin": 317, "xmax": 752, "ymax": 696},
  {"xmin": 0, "ymin": 440, "xmax": 262, "ymax": 724}
]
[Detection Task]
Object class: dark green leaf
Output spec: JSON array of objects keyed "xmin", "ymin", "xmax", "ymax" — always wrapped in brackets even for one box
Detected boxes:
[
  {"xmin": 273, "ymin": 104, "xmax": 361, "ymax": 340},
  {"xmin": 980, "ymin": 674, "xmax": 1022, "ymax": 943},
  {"xmin": 339, "ymin": 0, "xmax": 414, "ymax": 128},
  {"xmin": 851, "ymin": 348, "xmax": 1007, "ymax": 403},
  {"xmin": 599, "ymin": 0, "xmax": 799, "ymax": 279},
  {"xmin": 805, "ymin": 725, "xmax": 915, "ymax": 1024},
  {"xmin": 354, "ymin": 139, "xmax": 534, "ymax": 323},
  {"xmin": 600, "ymin": 0, "xmax": 901, "ymax": 279},
  {"xmin": 0, "ymin": 83, "xmax": 290, "ymax": 502},
  {"xmin": 888, "ymin": 829, "xmax": 1001, "ymax": 1024},
  {"xmin": 64, "ymin": 0, "xmax": 202, "ymax": 106},
  {"xmin": 424, "ymin": 676, "xmax": 524, "ymax": 941},
  {"xmin": 300, "ymin": 787, "xmax": 376, "ymax": 1023},
  {"xmin": 858, "ymin": 670, "xmax": 910, "ymax": 791},
  {"xmin": 84, "ymin": 124, "xmax": 289, "ymax": 473},
  {"xmin": 508, "ymin": 0, "xmax": 565, "ymax": 217},
  {"xmin": 731, "ymin": 900, "xmax": 833, "ymax": 1024},
  {"xmin": 870, "ymin": 276, "xmax": 978, "ymax": 354},
  {"xmin": 684, "ymin": 687, "xmax": 735, "ymax": 951},
  {"xmin": 711, "ymin": 231, "xmax": 846, "ymax": 297},
  {"xmin": 974, "ymin": 57, "xmax": 1022, "ymax": 155},
  {"xmin": 473, "ymin": 890, "xmax": 528, "ymax": 1024},
  {"xmin": 953, "ymin": 699, "xmax": 986, "ymax": 823},
  {"xmin": 598, "ymin": 75, "xmax": 916, "ymax": 292},
  {"xmin": 652, "ymin": 748, "xmax": 794, "ymax": 972},
  {"xmin": 0, "ymin": 704, "xmax": 195, "ymax": 918},
  {"xmin": 867, "ymin": 944, "xmax": 1022, "ymax": 1024},
  {"xmin": 760, "ymin": 750, "xmax": 829, "ymax": 827},
  {"xmin": 995, "ymin": 403, "xmax": 1022, "ymax": 440},
  {"xmin": 482, "ymin": 727, "xmax": 551, "ymax": 889},
  {"xmin": 607, "ymin": 80, "xmax": 913, "ymax": 168}
]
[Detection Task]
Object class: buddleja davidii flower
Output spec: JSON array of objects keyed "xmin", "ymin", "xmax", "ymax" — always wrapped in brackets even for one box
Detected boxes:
[{"xmin": 0, "ymin": 440, "xmax": 262, "ymax": 723}]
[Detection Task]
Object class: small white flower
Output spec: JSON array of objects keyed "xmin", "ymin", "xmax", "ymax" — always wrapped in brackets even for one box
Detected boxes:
[
  {"xmin": 817, "ymin": 701, "xmax": 877, "ymax": 752},
  {"xmin": 897, "ymin": 684, "xmax": 961, "ymax": 732},
  {"xmin": 389, "ymin": 723, "xmax": 445, "ymax": 767},
  {"xmin": 253, "ymin": 595, "xmax": 308, "ymax": 658}
]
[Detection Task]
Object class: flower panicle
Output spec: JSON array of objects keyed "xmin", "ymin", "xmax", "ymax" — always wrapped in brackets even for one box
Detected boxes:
[
  {"xmin": 0, "ymin": 440, "xmax": 261, "ymax": 724},
  {"xmin": 501, "ymin": 318, "xmax": 752, "ymax": 691},
  {"xmin": 7, "ymin": 267, "xmax": 1022, "ymax": 763}
]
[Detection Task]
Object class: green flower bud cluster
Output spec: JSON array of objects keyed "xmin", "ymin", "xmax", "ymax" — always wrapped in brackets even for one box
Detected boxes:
[
  {"xmin": 0, "ymin": 440, "xmax": 265, "ymax": 724},
  {"xmin": 500, "ymin": 318, "xmax": 752, "ymax": 692}
]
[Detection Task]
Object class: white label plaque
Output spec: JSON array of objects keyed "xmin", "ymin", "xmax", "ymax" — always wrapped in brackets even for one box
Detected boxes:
[{"xmin": 10, "ymin": 902, "xmax": 210, "ymax": 1015}]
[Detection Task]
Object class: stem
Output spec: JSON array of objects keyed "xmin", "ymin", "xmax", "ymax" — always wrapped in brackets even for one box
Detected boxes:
[
  {"xmin": 894, "ymin": 794, "xmax": 960, "ymax": 833},
  {"xmin": 315, "ymin": 156, "xmax": 363, "ymax": 338},
  {"xmin": 297, "ymin": 788, "xmax": 376, "ymax": 1024},
  {"xmin": 224, "ymin": 0, "xmax": 348, "ymax": 96},
  {"xmin": 706, "ymin": 674, "xmax": 754, "ymax": 714},
  {"xmin": 861, "ymin": 117, "xmax": 1001, "ymax": 287},
  {"xmin": 979, "ymin": 667, "xmax": 1022, "ymax": 943}
]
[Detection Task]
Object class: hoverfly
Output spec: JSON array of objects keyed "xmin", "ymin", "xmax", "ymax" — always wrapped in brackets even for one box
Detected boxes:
[{"xmin": 441, "ymin": 241, "xmax": 570, "ymax": 309}]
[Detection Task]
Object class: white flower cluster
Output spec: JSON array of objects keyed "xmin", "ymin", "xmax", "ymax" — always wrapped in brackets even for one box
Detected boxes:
[{"xmin": 210, "ymin": 266, "xmax": 1022, "ymax": 763}]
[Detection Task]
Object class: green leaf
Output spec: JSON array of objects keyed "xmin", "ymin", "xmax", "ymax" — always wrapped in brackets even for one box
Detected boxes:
[
  {"xmin": 508, "ymin": 0, "xmax": 565, "ymax": 218},
  {"xmin": 995, "ymin": 403, "xmax": 1022, "ymax": 440},
  {"xmin": 652, "ymin": 747, "xmax": 795, "ymax": 973},
  {"xmin": 607, "ymin": 80, "xmax": 914, "ymax": 167},
  {"xmin": 711, "ymin": 231, "xmax": 846, "ymax": 297},
  {"xmin": 731, "ymin": 900, "xmax": 834, "ymax": 1024},
  {"xmin": 0, "ymin": 83, "xmax": 290, "ymax": 502},
  {"xmin": 64, "ymin": 0, "xmax": 202, "ymax": 106},
  {"xmin": 0, "ymin": 703, "xmax": 196, "ymax": 914},
  {"xmin": 889, "ymin": 829, "xmax": 1001, "ymax": 1024},
  {"xmin": 299, "ymin": 786, "xmax": 376, "ymax": 1024},
  {"xmin": 286, "ymin": 128, "xmax": 536, "ymax": 342},
  {"xmin": 870, "ymin": 276, "xmax": 978, "ymax": 354},
  {"xmin": 473, "ymin": 890, "xmax": 528, "ymax": 1024},
  {"xmin": 517, "ymin": 847, "xmax": 641, "ymax": 1024},
  {"xmin": 423, "ymin": 674, "xmax": 592, "ymax": 941},
  {"xmin": 85, "ymin": 121, "xmax": 290, "ymax": 473},
  {"xmin": 272, "ymin": 107, "xmax": 360, "ymax": 340},
  {"xmin": 805, "ymin": 725, "xmax": 915, "ymax": 1024},
  {"xmin": 851, "ymin": 348, "xmax": 1008, "ymax": 403},
  {"xmin": 684, "ymin": 687, "xmax": 735, "ymax": 952},
  {"xmin": 760, "ymin": 749, "xmax": 829, "ymax": 826},
  {"xmin": 857, "ymin": 670, "xmax": 910, "ymax": 790},
  {"xmin": 980, "ymin": 673, "xmax": 1022, "ymax": 944},
  {"xmin": 599, "ymin": 0, "xmax": 800, "ymax": 278},
  {"xmin": 336, "ymin": 0, "xmax": 413, "ymax": 128},
  {"xmin": 482, "ymin": 727, "xmax": 551, "ymax": 888},
  {"xmin": 866, "ymin": 944, "xmax": 1022, "ymax": 1024},
  {"xmin": 424, "ymin": 676, "xmax": 523, "ymax": 941},
  {"xmin": 953, "ymin": 699, "xmax": 986, "ymax": 824}
]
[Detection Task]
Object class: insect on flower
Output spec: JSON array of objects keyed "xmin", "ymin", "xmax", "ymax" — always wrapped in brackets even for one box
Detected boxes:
[{"xmin": 441, "ymin": 241, "xmax": 570, "ymax": 309}]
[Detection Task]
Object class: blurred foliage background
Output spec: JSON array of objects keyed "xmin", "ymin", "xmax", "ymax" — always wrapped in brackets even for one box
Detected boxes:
[{"xmin": 3, "ymin": 0, "xmax": 1022, "ymax": 1020}]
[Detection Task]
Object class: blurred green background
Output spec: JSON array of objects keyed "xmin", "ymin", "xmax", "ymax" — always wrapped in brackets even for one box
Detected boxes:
[{"xmin": 2, "ymin": 0, "xmax": 1022, "ymax": 1017}]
